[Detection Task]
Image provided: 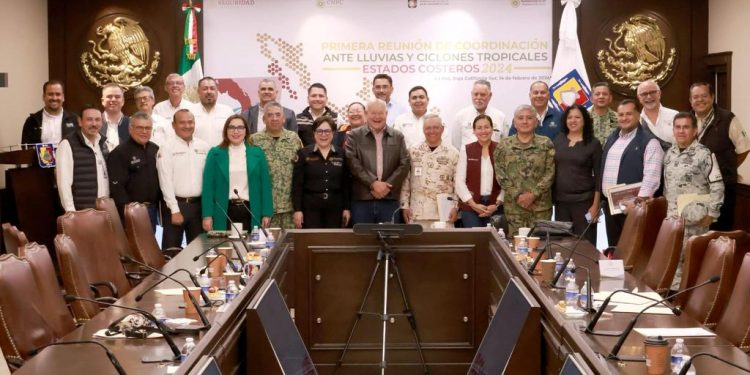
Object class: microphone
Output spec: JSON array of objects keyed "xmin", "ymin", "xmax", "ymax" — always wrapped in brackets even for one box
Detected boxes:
[
  {"xmin": 390, "ymin": 206, "xmax": 403, "ymax": 224},
  {"xmin": 30, "ymin": 340, "xmax": 126, "ymax": 375},
  {"xmin": 678, "ymin": 352, "xmax": 750, "ymax": 375},
  {"xmin": 585, "ymin": 289, "xmax": 682, "ymax": 335},
  {"xmin": 550, "ymin": 210, "xmax": 601, "ymax": 287},
  {"xmin": 63, "ymin": 294, "xmax": 181, "ymax": 363},
  {"xmin": 122, "ymin": 256, "xmax": 211, "ymax": 328},
  {"xmin": 607, "ymin": 276, "xmax": 720, "ymax": 360},
  {"xmin": 133, "ymin": 266, "xmax": 213, "ymax": 306},
  {"xmin": 233, "ymin": 188, "xmax": 269, "ymax": 237},
  {"xmin": 192, "ymin": 239, "xmax": 233, "ymax": 261},
  {"xmin": 575, "ymin": 265, "xmax": 595, "ymax": 313},
  {"xmin": 213, "ymin": 201, "xmax": 248, "ymax": 269}
]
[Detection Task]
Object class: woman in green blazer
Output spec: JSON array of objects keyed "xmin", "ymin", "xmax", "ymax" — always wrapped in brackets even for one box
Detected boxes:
[{"xmin": 202, "ymin": 115, "xmax": 273, "ymax": 231}]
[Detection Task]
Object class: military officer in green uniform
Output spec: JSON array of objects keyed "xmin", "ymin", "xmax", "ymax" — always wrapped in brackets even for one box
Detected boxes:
[
  {"xmin": 664, "ymin": 112, "xmax": 724, "ymax": 289},
  {"xmin": 250, "ymin": 101, "xmax": 304, "ymax": 229},
  {"xmin": 494, "ymin": 104, "xmax": 555, "ymax": 235},
  {"xmin": 590, "ymin": 82, "xmax": 618, "ymax": 146}
]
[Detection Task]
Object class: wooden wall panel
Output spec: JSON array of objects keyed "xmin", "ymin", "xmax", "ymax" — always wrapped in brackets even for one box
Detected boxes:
[
  {"xmin": 47, "ymin": 0, "xmax": 185, "ymax": 115},
  {"xmin": 553, "ymin": 0, "xmax": 709, "ymax": 111}
]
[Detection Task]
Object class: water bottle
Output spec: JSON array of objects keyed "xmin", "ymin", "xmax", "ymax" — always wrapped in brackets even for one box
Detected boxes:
[
  {"xmin": 225, "ymin": 280, "xmax": 239, "ymax": 303},
  {"xmin": 565, "ymin": 258, "xmax": 576, "ymax": 282},
  {"xmin": 565, "ymin": 279, "xmax": 578, "ymax": 308},
  {"xmin": 180, "ymin": 337, "xmax": 196, "ymax": 363},
  {"xmin": 517, "ymin": 237, "xmax": 529, "ymax": 258},
  {"xmin": 198, "ymin": 268, "xmax": 210, "ymax": 295},
  {"xmin": 265, "ymin": 231, "xmax": 276, "ymax": 249},
  {"xmin": 671, "ymin": 338, "xmax": 689, "ymax": 374},
  {"xmin": 554, "ymin": 252, "xmax": 564, "ymax": 275},
  {"xmin": 251, "ymin": 226, "xmax": 260, "ymax": 242},
  {"xmin": 152, "ymin": 303, "xmax": 166, "ymax": 323},
  {"xmin": 579, "ymin": 281, "xmax": 589, "ymax": 306}
]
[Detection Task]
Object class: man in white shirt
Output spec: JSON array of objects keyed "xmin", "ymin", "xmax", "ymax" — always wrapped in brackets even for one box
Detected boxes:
[
  {"xmin": 157, "ymin": 109, "xmax": 209, "ymax": 248},
  {"xmin": 133, "ymin": 86, "xmax": 173, "ymax": 147},
  {"xmin": 153, "ymin": 73, "xmax": 195, "ymax": 121},
  {"xmin": 193, "ymin": 76, "xmax": 235, "ymax": 146},
  {"xmin": 56, "ymin": 105, "xmax": 109, "ymax": 211},
  {"xmin": 451, "ymin": 79, "xmax": 506, "ymax": 149},
  {"xmin": 241, "ymin": 78, "xmax": 297, "ymax": 134},
  {"xmin": 394, "ymin": 85, "xmax": 442, "ymax": 149},
  {"xmin": 21, "ymin": 80, "xmax": 78, "ymax": 145},
  {"xmin": 372, "ymin": 73, "xmax": 407, "ymax": 125},
  {"xmin": 99, "ymin": 83, "xmax": 129, "ymax": 151},
  {"xmin": 637, "ymin": 79, "xmax": 678, "ymax": 149}
]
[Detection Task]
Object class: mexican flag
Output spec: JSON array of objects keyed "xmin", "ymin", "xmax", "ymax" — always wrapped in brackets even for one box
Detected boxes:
[{"xmin": 180, "ymin": 1, "xmax": 203, "ymax": 103}]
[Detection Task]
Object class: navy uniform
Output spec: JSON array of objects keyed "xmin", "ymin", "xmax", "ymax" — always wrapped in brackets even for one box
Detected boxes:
[
  {"xmin": 107, "ymin": 138, "xmax": 161, "ymax": 231},
  {"xmin": 291, "ymin": 144, "xmax": 350, "ymax": 228}
]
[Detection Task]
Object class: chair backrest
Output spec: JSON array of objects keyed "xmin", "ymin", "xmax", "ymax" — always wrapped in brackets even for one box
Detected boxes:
[
  {"xmin": 54, "ymin": 234, "xmax": 100, "ymax": 322},
  {"xmin": 17, "ymin": 242, "xmax": 76, "ymax": 338},
  {"xmin": 0, "ymin": 254, "xmax": 56, "ymax": 362},
  {"xmin": 679, "ymin": 236, "xmax": 735, "ymax": 328},
  {"xmin": 124, "ymin": 202, "xmax": 166, "ymax": 269},
  {"xmin": 678, "ymin": 230, "xmax": 747, "ymax": 294},
  {"xmin": 2, "ymin": 223, "xmax": 28, "ymax": 256},
  {"xmin": 56, "ymin": 209, "xmax": 131, "ymax": 297},
  {"xmin": 714, "ymin": 253, "xmax": 750, "ymax": 351},
  {"xmin": 95, "ymin": 197, "xmax": 133, "ymax": 259},
  {"xmin": 640, "ymin": 217, "xmax": 684, "ymax": 294},
  {"xmin": 615, "ymin": 197, "xmax": 667, "ymax": 274}
]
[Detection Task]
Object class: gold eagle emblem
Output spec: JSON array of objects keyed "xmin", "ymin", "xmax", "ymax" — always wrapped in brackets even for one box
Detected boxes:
[
  {"xmin": 596, "ymin": 15, "xmax": 677, "ymax": 93},
  {"xmin": 81, "ymin": 16, "xmax": 160, "ymax": 89}
]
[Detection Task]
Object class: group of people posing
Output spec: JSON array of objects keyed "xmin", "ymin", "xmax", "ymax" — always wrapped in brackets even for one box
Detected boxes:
[{"xmin": 25, "ymin": 73, "xmax": 746, "ymax": 255}]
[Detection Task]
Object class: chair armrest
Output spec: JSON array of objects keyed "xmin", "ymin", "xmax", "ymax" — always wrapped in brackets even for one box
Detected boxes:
[{"xmin": 89, "ymin": 281, "xmax": 118, "ymax": 298}]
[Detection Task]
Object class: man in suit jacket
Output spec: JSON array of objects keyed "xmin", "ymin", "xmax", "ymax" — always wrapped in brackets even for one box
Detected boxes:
[
  {"xmin": 21, "ymin": 80, "xmax": 78, "ymax": 145},
  {"xmin": 99, "ymin": 83, "xmax": 130, "ymax": 150},
  {"xmin": 345, "ymin": 99, "xmax": 411, "ymax": 224},
  {"xmin": 242, "ymin": 78, "xmax": 297, "ymax": 134}
]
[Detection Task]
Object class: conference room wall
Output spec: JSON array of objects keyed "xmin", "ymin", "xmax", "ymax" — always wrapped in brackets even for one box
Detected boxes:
[
  {"xmin": 0, "ymin": 0, "xmax": 48, "ymax": 188},
  {"xmin": 710, "ymin": 0, "xmax": 750, "ymax": 184}
]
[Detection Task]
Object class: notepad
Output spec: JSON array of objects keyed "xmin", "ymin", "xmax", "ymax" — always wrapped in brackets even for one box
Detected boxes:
[
  {"xmin": 610, "ymin": 304, "xmax": 675, "ymax": 315},
  {"xmin": 633, "ymin": 327, "xmax": 716, "ymax": 337},
  {"xmin": 592, "ymin": 291, "xmax": 662, "ymax": 305},
  {"xmin": 155, "ymin": 288, "xmax": 184, "ymax": 296}
]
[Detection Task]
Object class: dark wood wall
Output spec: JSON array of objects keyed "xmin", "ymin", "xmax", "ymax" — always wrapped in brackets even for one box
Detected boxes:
[
  {"xmin": 553, "ymin": 0, "xmax": 709, "ymax": 111},
  {"xmin": 48, "ymin": 0, "xmax": 187, "ymax": 115}
]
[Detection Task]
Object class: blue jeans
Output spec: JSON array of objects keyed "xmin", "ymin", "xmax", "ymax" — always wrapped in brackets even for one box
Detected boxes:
[
  {"xmin": 459, "ymin": 195, "xmax": 503, "ymax": 228},
  {"xmin": 350, "ymin": 200, "xmax": 400, "ymax": 225},
  {"xmin": 147, "ymin": 204, "xmax": 159, "ymax": 233}
]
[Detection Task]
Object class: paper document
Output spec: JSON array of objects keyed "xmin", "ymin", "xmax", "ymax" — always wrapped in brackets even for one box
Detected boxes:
[
  {"xmin": 593, "ymin": 291, "xmax": 662, "ymax": 305},
  {"xmin": 677, "ymin": 193, "xmax": 711, "ymax": 216},
  {"xmin": 634, "ymin": 327, "xmax": 716, "ymax": 337},
  {"xmin": 155, "ymin": 288, "xmax": 184, "ymax": 296},
  {"xmin": 610, "ymin": 304, "xmax": 675, "ymax": 315},
  {"xmin": 436, "ymin": 193, "xmax": 455, "ymax": 222}
]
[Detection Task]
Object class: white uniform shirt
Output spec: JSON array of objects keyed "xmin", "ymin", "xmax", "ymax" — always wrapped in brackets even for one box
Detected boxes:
[
  {"xmin": 103, "ymin": 112, "xmax": 124, "ymax": 150},
  {"xmin": 56, "ymin": 134, "xmax": 109, "ymax": 212},
  {"xmin": 393, "ymin": 112, "xmax": 427, "ymax": 149},
  {"xmin": 641, "ymin": 104, "xmax": 678, "ymax": 144},
  {"xmin": 153, "ymin": 99, "xmax": 195, "ymax": 122},
  {"xmin": 194, "ymin": 103, "xmax": 235, "ymax": 146},
  {"xmin": 41, "ymin": 110, "xmax": 63, "ymax": 144},
  {"xmin": 156, "ymin": 135, "xmax": 209, "ymax": 213},
  {"xmin": 450, "ymin": 106, "xmax": 506, "ymax": 149}
]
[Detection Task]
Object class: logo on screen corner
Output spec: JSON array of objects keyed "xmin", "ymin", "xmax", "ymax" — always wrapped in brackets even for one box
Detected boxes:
[
  {"xmin": 512, "ymin": 0, "xmax": 546, "ymax": 6},
  {"xmin": 316, "ymin": 0, "xmax": 345, "ymax": 8}
]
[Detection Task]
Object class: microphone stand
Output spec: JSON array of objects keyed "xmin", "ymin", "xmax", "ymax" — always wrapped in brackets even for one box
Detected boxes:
[
  {"xmin": 233, "ymin": 189, "xmax": 269, "ymax": 237},
  {"xmin": 191, "ymin": 239, "xmax": 233, "ymax": 261},
  {"xmin": 575, "ymin": 265, "xmax": 595, "ymax": 313},
  {"xmin": 30, "ymin": 341, "xmax": 127, "ymax": 375},
  {"xmin": 199, "ymin": 253, "xmax": 246, "ymax": 286},
  {"xmin": 678, "ymin": 352, "xmax": 750, "ymax": 375},
  {"xmin": 134, "ymin": 266, "xmax": 213, "ymax": 307},
  {"xmin": 550, "ymin": 211, "xmax": 601, "ymax": 288},
  {"xmin": 122, "ymin": 256, "xmax": 211, "ymax": 329},
  {"xmin": 63, "ymin": 295, "xmax": 181, "ymax": 363},
  {"xmin": 213, "ymin": 202, "xmax": 248, "ymax": 269},
  {"xmin": 585, "ymin": 289, "xmax": 681, "ymax": 336}
]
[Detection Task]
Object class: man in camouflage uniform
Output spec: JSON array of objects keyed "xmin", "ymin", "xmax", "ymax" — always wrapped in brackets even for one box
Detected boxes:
[
  {"xmin": 664, "ymin": 112, "xmax": 724, "ymax": 289},
  {"xmin": 495, "ymin": 105, "xmax": 555, "ymax": 235},
  {"xmin": 249, "ymin": 101, "xmax": 303, "ymax": 229},
  {"xmin": 400, "ymin": 114, "xmax": 460, "ymax": 228},
  {"xmin": 590, "ymin": 82, "xmax": 618, "ymax": 145}
]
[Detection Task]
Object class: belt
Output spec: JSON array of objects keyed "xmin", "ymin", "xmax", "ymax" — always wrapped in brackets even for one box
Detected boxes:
[
  {"xmin": 175, "ymin": 196, "xmax": 201, "ymax": 203},
  {"xmin": 309, "ymin": 192, "xmax": 341, "ymax": 200},
  {"xmin": 229, "ymin": 199, "xmax": 248, "ymax": 206}
]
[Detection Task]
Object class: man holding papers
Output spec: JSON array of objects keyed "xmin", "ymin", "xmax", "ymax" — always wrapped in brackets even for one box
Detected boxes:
[{"xmin": 663, "ymin": 112, "xmax": 724, "ymax": 288}]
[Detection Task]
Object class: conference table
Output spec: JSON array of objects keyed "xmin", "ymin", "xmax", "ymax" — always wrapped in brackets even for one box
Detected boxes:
[{"xmin": 12, "ymin": 228, "xmax": 750, "ymax": 374}]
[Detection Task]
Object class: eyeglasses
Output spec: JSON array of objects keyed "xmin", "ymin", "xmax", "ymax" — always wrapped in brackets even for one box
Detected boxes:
[
  {"xmin": 227, "ymin": 126, "xmax": 246, "ymax": 132},
  {"xmin": 133, "ymin": 126, "xmax": 152, "ymax": 132},
  {"xmin": 135, "ymin": 96, "xmax": 153, "ymax": 102},
  {"xmin": 315, "ymin": 129, "xmax": 333, "ymax": 135},
  {"xmin": 638, "ymin": 90, "xmax": 659, "ymax": 98}
]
